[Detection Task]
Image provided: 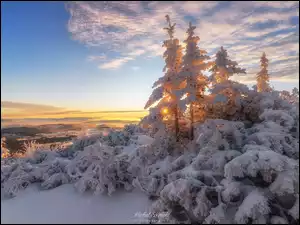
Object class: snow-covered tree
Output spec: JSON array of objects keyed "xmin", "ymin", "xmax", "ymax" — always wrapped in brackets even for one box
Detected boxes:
[
  {"xmin": 256, "ymin": 52, "xmax": 270, "ymax": 92},
  {"xmin": 143, "ymin": 15, "xmax": 184, "ymax": 141},
  {"xmin": 209, "ymin": 46, "xmax": 246, "ymax": 84},
  {"xmin": 175, "ymin": 22, "xmax": 212, "ymax": 140},
  {"xmin": 280, "ymin": 88, "xmax": 299, "ymax": 105},
  {"xmin": 207, "ymin": 47, "xmax": 247, "ymax": 120},
  {"xmin": 140, "ymin": 107, "xmax": 166, "ymax": 137}
]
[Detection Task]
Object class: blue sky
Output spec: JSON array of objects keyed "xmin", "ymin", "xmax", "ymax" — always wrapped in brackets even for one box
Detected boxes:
[{"xmin": 1, "ymin": 1, "xmax": 299, "ymax": 117}]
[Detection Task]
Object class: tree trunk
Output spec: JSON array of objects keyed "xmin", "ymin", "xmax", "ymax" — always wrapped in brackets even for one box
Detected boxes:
[
  {"xmin": 174, "ymin": 105, "xmax": 179, "ymax": 142},
  {"xmin": 190, "ymin": 103, "xmax": 194, "ymax": 140}
]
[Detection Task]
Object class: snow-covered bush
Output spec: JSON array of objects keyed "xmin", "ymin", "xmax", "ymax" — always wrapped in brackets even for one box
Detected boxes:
[
  {"xmin": 1, "ymin": 152, "xmax": 70, "ymax": 197},
  {"xmin": 242, "ymin": 90, "xmax": 295, "ymax": 123},
  {"xmin": 103, "ymin": 130, "xmax": 131, "ymax": 147},
  {"xmin": 1, "ymin": 160, "xmax": 34, "ymax": 198},
  {"xmin": 67, "ymin": 141, "xmax": 133, "ymax": 196},
  {"xmin": 71, "ymin": 133, "xmax": 104, "ymax": 151},
  {"xmin": 123, "ymin": 124, "xmax": 145, "ymax": 135},
  {"xmin": 1, "ymin": 137, "xmax": 9, "ymax": 158},
  {"xmin": 22, "ymin": 140, "xmax": 44, "ymax": 157},
  {"xmin": 38, "ymin": 158, "xmax": 70, "ymax": 190},
  {"xmin": 141, "ymin": 112, "xmax": 299, "ymax": 224},
  {"xmin": 57, "ymin": 133, "xmax": 106, "ymax": 158}
]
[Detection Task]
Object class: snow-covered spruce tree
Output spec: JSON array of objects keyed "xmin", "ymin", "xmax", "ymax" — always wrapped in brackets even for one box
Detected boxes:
[
  {"xmin": 143, "ymin": 15, "xmax": 184, "ymax": 141},
  {"xmin": 175, "ymin": 21, "xmax": 211, "ymax": 140},
  {"xmin": 256, "ymin": 52, "xmax": 271, "ymax": 93},
  {"xmin": 209, "ymin": 46, "xmax": 246, "ymax": 84},
  {"xmin": 207, "ymin": 46, "xmax": 247, "ymax": 120}
]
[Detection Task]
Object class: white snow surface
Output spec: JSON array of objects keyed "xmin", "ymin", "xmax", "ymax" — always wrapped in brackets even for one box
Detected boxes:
[
  {"xmin": 123, "ymin": 134, "xmax": 154, "ymax": 154},
  {"xmin": 1, "ymin": 184, "xmax": 151, "ymax": 224},
  {"xmin": 135, "ymin": 135, "xmax": 154, "ymax": 145}
]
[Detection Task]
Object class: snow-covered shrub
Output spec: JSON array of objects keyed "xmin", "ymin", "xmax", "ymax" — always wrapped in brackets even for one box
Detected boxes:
[
  {"xmin": 38, "ymin": 158, "xmax": 70, "ymax": 190},
  {"xmin": 2, "ymin": 137, "xmax": 25, "ymax": 157},
  {"xmin": 22, "ymin": 140, "xmax": 44, "ymax": 157},
  {"xmin": 21, "ymin": 140, "xmax": 61, "ymax": 164},
  {"xmin": 1, "ymin": 152, "xmax": 70, "ymax": 197},
  {"xmin": 195, "ymin": 119, "xmax": 246, "ymax": 152},
  {"xmin": 59, "ymin": 133, "xmax": 105, "ymax": 159},
  {"xmin": 1, "ymin": 159, "xmax": 34, "ymax": 197},
  {"xmin": 26, "ymin": 149, "xmax": 59, "ymax": 164},
  {"xmin": 245, "ymin": 107, "xmax": 299, "ymax": 159},
  {"xmin": 280, "ymin": 88, "xmax": 299, "ymax": 105},
  {"xmin": 142, "ymin": 111, "xmax": 299, "ymax": 224},
  {"xmin": 123, "ymin": 124, "xmax": 145, "ymax": 135},
  {"xmin": 242, "ymin": 90, "xmax": 295, "ymax": 123},
  {"xmin": 67, "ymin": 141, "xmax": 133, "ymax": 196},
  {"xmin": 245, "ymin": 130, "xmax": 298, "ymax": 159},
  {"xmin": 71, "ymin": 133, "xmax": 104, "ymax": 151},
  {"xmin": 259, "ymin": 110, "xmax": 295, "ymax": 131},
  {"xmin": 1, "ymin": 137, "xmax": 9, "ymax": 158},
  {"xmin": 52, "ymin": 141, "xmax": 74, "ymax": 158},
  {"xmin": 103, "ymin": 130, "xmax": 131, "ymax": 147}
]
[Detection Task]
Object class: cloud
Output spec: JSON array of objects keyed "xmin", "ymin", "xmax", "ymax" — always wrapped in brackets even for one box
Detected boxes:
[
  {"xmin": 1, "ymin": 101, "xmax": 147, "ymax": 128},
  {"xmin": 98, "ymin": 57, "xmax": 134, "ymax": 69},
  {"xmin": 87, "ymin": 55, "xmax": 107, "ymax": 61},
  {"xmin": 66, "ymin": 1, "xmax": 299, "ymax": 82},
  {"xmin": 1, "ymin": 101, "xmax": 147, "ymax": 118},
  {"xmin": 128, "ymin": 49, "xmax": 146, "ymax": 56},
  {"xmin": 92, "ymin": 119, "xmax": 139, "ymax": 124},
  {"xmin": 1, "ymin": 101, "xmax": 64, "ymax": 112}
]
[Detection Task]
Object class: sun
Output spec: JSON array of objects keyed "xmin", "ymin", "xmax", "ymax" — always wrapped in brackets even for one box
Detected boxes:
[{"xmin": 162, "ymin": 108, "xmax": 169, "ymax": 115}]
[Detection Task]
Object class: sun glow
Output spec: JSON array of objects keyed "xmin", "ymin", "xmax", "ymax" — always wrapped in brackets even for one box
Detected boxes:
[{"xmin": 161, "ymin": 108, "xmax": 169, "ymax": 115}]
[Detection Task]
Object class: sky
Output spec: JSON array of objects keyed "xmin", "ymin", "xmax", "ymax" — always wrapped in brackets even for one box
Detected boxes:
[{"xmin": 1, "ymin": 1, "xmax": 299, "ymax": 124}]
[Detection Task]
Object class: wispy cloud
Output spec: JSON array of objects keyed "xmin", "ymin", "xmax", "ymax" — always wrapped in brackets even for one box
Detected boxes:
[
  {"xmin": 87, "ymin": 55, "xmax": 107, "ymax": 61},
  {"xmin": 1, "ymin": 101, "xmax": 64, "ymax": 112},
  {"xmin": 66, "ymin": 1, "xmax": 299, "ymax": 83},
  {"xmin": 98, "ymin": 57, "xmax": 134, "ymax": 69},
  {"xmin": 1, "ymin": 101, "xmax": 147, "ymax": 122}
]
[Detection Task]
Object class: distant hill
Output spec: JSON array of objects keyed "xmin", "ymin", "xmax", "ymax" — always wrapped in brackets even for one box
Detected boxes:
[
  {"xmin": 1, "ymin": 124, "xmax": 82, "ymax": 137},
  {"xmin": 96, "ymin": 124, "xmax": 111, "ymax": 129},
  {"xmin": 1, "ymin": 126, "xmax": 46, "ymax": 137}
]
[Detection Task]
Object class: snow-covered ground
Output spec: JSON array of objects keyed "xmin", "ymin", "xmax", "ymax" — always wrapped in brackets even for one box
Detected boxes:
[{"xmin": 1, "ymin": 184, "xmax": 151, "ymax": 224}]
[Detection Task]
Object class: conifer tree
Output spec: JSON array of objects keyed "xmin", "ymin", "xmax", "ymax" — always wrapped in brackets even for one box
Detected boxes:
[
  {"xmin": 256, "ymin": 52, "xmax": 270, "ymax": 92},
  {"xmin": 210, "ymin": 46, "xmax": 246, "ymax": 84},
  {"xmin": 208, "ymin": 47, "xmax": 246, "ymax": 119},
  {"xmin": 143, "ymin": 15, "xmax": 183, "ymax": 141},
  {"xmin": 176, "ymin": 22, "xmax": 211, "ymax": 140}
]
